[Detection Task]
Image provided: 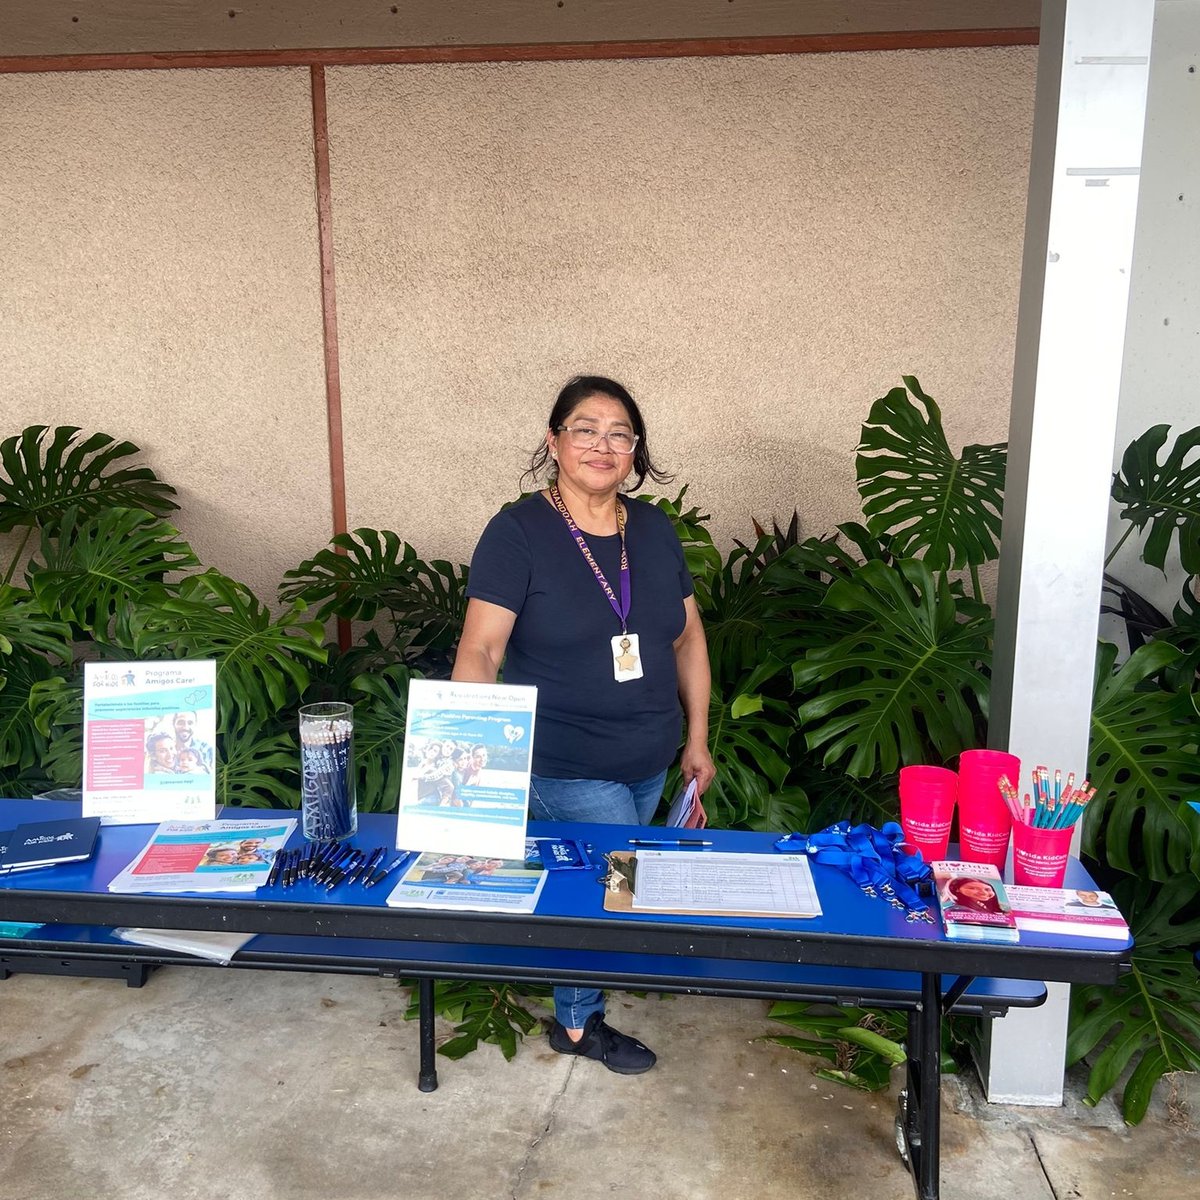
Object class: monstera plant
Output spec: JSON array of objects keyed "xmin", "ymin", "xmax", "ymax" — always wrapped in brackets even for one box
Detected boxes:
[
  {"xmin": 2, "ymin": 384, "xmax": 1197, "ymax": 1104},
  {"xmin": 0, "ymin": 426, "xmax": 326, "ymax": 803},
  {"xmin": 767, "ymin": 380, "xmax": 1200, "ymax": 1123}
]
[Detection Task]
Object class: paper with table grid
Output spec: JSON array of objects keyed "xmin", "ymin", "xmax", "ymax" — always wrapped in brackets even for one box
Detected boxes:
[{"xmin": 630, "ymin": 850, "xmax": 822, "ymax": 918}]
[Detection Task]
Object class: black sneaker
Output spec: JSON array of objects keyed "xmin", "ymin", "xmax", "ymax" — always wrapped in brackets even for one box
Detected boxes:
[{"xmin": 548, "ymin": 1012, "xmax": 657, "ymax": 1075}]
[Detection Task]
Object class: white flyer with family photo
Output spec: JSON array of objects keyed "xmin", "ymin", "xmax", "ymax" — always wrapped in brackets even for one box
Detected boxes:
[
  {"xmin": 396, "ymin": 679, "xmax": 537, "ymax": 860},
  {"xmin": 82, "ymin": 660, "xmax": 217, "ymax": 823},
  {"xmin": 107, "ymin": 818, "xmax": 296, "ymax": 894}
]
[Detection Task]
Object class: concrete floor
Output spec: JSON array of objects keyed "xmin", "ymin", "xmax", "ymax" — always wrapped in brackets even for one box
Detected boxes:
[{"xmin": 0, "ymin": 967, "xmax": 1196, "ymax": 1200}]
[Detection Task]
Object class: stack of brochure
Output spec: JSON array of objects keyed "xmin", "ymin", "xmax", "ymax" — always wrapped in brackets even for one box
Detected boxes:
[
  {"xmin": 107, "ymin": 818, "xmax": 296, "ymax": 894},
  {"xmin": 1006, "ymin": 885, "xmax": 1129, "ymax": 940},
  {"xmin": 931, "ymin": 860, "xmax": 1019, "ymax": 943},
  {"xmin": 385, "ymin": 841, "xmax": 548, "ymax": 913}
]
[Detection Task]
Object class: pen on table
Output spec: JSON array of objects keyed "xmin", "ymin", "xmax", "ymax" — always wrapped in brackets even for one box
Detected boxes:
[
  {"xmin": 627, "ymin": 839, "xmax": 713, "ymax": 847},
  {"xmin": 363, "ymin": 851, "xmax": 413, "ymax": 889},
  {"xmin": 300, "ymin": 841, "xmax": 318, "ymax": 879},
  {"xmin": 316, "ymin": 843, "xmax": 354, "ymax": 884},
  {"xmin": 312, "ymin": 841, "xmax": 344, "ymax": 882},
  {"xmin": 349, "ymin": 846, "xmax": 386, "ymax": 886},
  {"xmin": 266, "ymin": 848, "xmax": 286, "ymax": 888},
  {"xmin": 325, "ymin": 850, "xmax": 363, "ymax": 890}
]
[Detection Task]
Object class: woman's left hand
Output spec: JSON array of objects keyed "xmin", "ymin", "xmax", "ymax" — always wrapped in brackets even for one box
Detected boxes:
[{"xmin": 680, "ymin": 740, "xmax": 717, "ymax": 796}]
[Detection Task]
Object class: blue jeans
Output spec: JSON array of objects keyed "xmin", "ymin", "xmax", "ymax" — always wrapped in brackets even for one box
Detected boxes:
[{"xmin": 530, "ymin": 770, "xmax": 668, "ymax": 1029}]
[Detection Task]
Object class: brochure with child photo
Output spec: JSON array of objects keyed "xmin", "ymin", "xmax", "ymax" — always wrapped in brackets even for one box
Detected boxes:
[
  {"xmin": 384, "ymin": 841, "xmax": 547, "ymax": 914},
  {"xmin": 931, "ymin": 860, "xmax": 1019, "ymax": 943},
  {"xmin": 82, "ymin": 660, "xmax": 217, "ymax": 823},
  {"xmin": 107, "ymin": 818, "xmax": 296, "ymax": 895},
  {"xmin": 396, "ymin": 679, "xmax": 537, "ymax": 860}
]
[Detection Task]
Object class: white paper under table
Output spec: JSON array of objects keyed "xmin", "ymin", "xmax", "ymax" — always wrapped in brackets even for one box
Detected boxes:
[{"xmin": 630, "ymin": 851, "xmax": 821, "ymax": 917}]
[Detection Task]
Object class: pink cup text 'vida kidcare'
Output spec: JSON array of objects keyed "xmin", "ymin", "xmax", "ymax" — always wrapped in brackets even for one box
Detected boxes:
[
  {"xmin": 957, "ymin": 749, "xmax": 1021, "ymax": 871},
  {"xmin": 899, "ymin": 765, "xmax": 958, "ymax": 862}
]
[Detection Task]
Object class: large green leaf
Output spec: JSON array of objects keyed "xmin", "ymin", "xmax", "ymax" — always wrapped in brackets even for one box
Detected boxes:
[
  {"xmin": 29, "ymin": 674, "xmax": 83, "ymax": 786},
  {"xmin": 0, "ymin": 765, "xmax": 56, "ymax": 799},
  {"xmin": 0, "ymin": 584, "xmax": 72, "ymax": 662},
  {"xmin": 214, "ymin": 721, "xmax": 299, "ymax": 810},
  {"xmin": 28, "ymin": 507, "xmax": 199, "ymax": 640},
  {"xmin": 797, "ymin": 763, "xmax": 897, "ymax": 832},
  {"xmin": 0, "ymin": 648, "xmax": 55, "ymax": 771},
  {"xmin": 765, "ymin": 1003, "xmax": 959, "ymax": 1091},
  {"xmin": 856, "ymin": 376, "xmax": 1006, "ymax": 570},
  {"xmin": 698, "ymin": 530, "xmax": 876, "ymax": 698},
  {"xmin": 349, "ymin": 664, "xmax": 415, "ymax": 813},
  {"xmin": 131, "ymin": 570, "xmax": 327, "ymax": 731},
  {"xmin": 1159, "ymin": 575, "xmax": 1200, "ymax": 691},
  {"xmin": 402, "ymin": 978, "xmax": 546, "ymax": 1061},
  {"xmin": 1084, "ymin": 641, "xmax": 1200, "ymax": 879},
  {"xmin": 643, "ymin": 487, "xmax": 723, "ymax": 604},
  {"xmin": 282, "ymin": 529, "xmax": 425, "ymax": 622},
  {"xmin": 700, "ymin": 539, "xmax": 842, "ymax": 693},
  {"xmin": 793, "ymin": 558, "xmax": 992, "ymax": 778},
  {"xmin": 1111, "ymin": 424, "xmax": 1200, "ymax": 575},
  {"xmin": 0, "ymin": 425, "xmax": 177, "ymax": 534},
  {"xmin": 281, "ymin": 529, "xmax": 467, "ymax": 657},
  {"xmin": 1068, "ymin": 875, "xmax": 1200, "ymax": 1124},
  {"xmin": 668, "ymin": 681, "xmax": 808, "ymax": 832}
]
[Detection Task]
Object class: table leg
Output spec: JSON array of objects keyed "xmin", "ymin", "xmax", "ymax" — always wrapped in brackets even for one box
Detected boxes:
[
  {"xmin": 418, "ymin": 976, "xmax": 439, "ymax": 1092},
  {"xmin": 897, "ymin": 971, "xmax": 942, "ymax": 1200}
]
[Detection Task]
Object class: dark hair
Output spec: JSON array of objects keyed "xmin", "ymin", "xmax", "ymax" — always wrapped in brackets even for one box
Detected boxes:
[
  {"xmin": 524, "ymin": 375, "xmax": 674, "ymax": 492},
  {"xmin": 146, "ymin": 732, "xmax": 172, "ymax": 754}
]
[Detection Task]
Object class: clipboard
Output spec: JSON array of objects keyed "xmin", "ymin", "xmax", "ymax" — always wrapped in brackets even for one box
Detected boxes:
[{"xmin": 600, "ymin": 851, "xmax": 815, "ymax": 918}]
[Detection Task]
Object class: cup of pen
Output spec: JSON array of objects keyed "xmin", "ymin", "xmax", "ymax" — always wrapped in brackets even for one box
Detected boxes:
[
  {"xmin": 1011, "ymin": 823, "xmax": 1074, "ymax": 887},
  {"xmin": 299, "ymin": 702, "xmax": 357, "ymax": 842},
  {"xmin": 1009, "ymin": 766, "xmax": 1092, "ymax": 887},
  {"xmin": 957, "ymin": 749, "xmax": 1021, "ymax": 871}
]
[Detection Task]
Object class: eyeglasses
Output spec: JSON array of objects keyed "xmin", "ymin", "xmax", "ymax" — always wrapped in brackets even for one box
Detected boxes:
[{"xmin": 556, "ymin": 425, "xmax": 640, "ymax": 454}]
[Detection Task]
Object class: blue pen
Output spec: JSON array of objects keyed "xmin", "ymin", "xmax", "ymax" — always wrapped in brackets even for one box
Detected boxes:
[
  {"xmin": 363, "ymin": 851, "xmax": 413, "ymax": 889},
  {"xmin": 316, "ymin": 843, "xmax": 355, "ymax": 884},
  {"xmin": 628, "ymin": 838, "xmax": 713, "ymax": 847},
  {"xmin": 349, "ymin": 846, "xmax": 386, "ymax": 886},
  {"xmin": 266, "ymin": 847, "xmax": 286, "ymax": 888},
  {"xmin": 282, "ymin": 848, "xmax": 301, "ymax": 888}
]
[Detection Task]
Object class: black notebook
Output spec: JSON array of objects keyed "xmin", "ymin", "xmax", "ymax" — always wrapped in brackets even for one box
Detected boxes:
[{"xmin": 0, "ymin": 816, "xmax": 102, "ymax": 874}]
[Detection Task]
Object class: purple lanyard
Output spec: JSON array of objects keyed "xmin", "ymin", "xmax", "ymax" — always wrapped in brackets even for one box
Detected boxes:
[{"xmin": 547, "ymin": 482, "xmax": 631, "ymax": 633}]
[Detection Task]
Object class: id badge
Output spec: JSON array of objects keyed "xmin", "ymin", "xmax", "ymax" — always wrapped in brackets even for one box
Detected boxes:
[{"xmin": 611, "ymin": 632, "xmax": 643, "ymax": 682}]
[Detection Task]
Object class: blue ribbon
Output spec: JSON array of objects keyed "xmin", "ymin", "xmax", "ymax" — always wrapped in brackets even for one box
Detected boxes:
[{"xmin": 776, "ymin": 822, "xmax": 935, "ymax": 923}]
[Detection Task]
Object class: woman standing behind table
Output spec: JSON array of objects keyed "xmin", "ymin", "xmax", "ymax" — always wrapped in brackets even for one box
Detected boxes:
[{"xmin": 453, "ymin": 375, "xmax": 716, "ymax": 1075}]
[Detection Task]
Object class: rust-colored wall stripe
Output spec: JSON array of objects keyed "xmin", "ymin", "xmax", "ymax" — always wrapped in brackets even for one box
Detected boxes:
[
  {"xmin": 0, "ymin": 29, "xmax": 1039, "ymax": 74},
  {"xmin": 310, "ymin": 64, "xmax": 352, "ymax": 653}
]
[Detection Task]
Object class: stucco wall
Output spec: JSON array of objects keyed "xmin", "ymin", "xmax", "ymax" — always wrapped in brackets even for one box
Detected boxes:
[
  {"xmin": 0, "ymin": 67, "xmax": 331, "ymax": 595},
  {"xmin": 0, "ymin": 47, "xmax": 1038, "ymax": 598}
]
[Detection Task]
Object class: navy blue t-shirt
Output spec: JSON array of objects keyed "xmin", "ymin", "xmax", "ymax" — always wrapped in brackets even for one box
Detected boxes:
[{"xmin": 466, "ymin": 493, "xmax": 693, "ymax": 782}]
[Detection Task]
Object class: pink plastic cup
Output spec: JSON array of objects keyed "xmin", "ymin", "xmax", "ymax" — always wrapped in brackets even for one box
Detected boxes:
[
  {"xmin": 1011, "ymin": 822, "xmax": 1074, "ymax": 887},
  {"xmin": 898, "ymin": 765, "xmax": 958, "ymax": 862},
  {"xmin": 957, "ymin": 749, "xmax": 1021, "ymax": 871}
]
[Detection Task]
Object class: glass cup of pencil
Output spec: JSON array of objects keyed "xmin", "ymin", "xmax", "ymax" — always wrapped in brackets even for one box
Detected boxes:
[{"xmin": 299, "ymin": 702, "xmax": 357, "ymax": 842}]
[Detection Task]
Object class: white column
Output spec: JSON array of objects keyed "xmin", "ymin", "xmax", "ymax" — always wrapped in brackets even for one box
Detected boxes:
[{"xmin": 986, "ymin": 0, "xmax": 1155, "ymax": 1105}]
